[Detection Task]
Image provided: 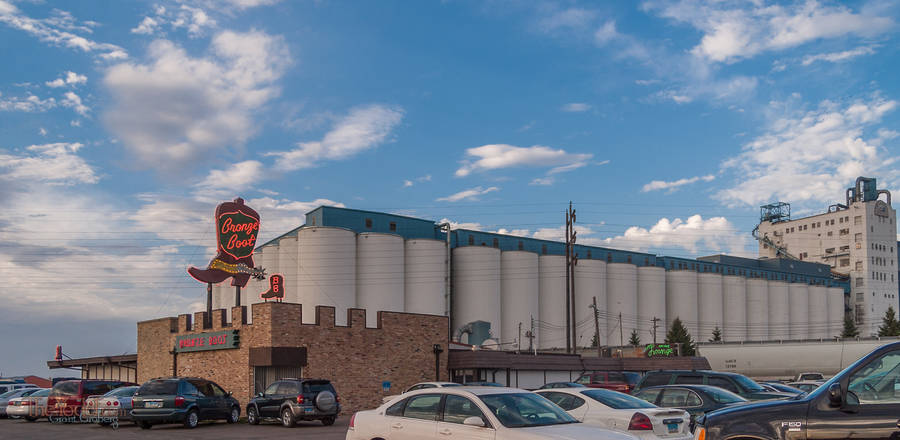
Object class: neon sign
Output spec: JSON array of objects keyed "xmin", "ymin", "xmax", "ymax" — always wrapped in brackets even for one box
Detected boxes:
[
  {"xmin": 644, "ymin": 343, "xmax": 676, "ymax": 357},
  {"xmin": 175, "ymin": 330, "xmax": 240, "ymax": 353},
  {"xmin": 188, "ymin": 198, "xmax": 264, "ymax": 288},
  {"xmin": 260, "ymin": 274, "xmax": 285, "ymax": 302}
]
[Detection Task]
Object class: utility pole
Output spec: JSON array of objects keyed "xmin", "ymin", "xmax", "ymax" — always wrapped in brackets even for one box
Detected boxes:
[
  {"xmin": 565, "ymin": 201, "xmax": 577, "ymax": 353},
  {"xmin": 651, "ymin": 317, "xmax": 661, "ymax": 344},
  {"xmin": 206, "ymin": 282, "xmax": 213, "ymax": 329},
  {"xmin": 619, "ymin": 312, "xmax": 624, "ymax": 348},
  {"xmin": 527, "ymin": 316, "xmax": 535, "ymax": 352},
  {"xmin": 517, "ymin": 322, "xmax": 522, "ymax": 353},
  {"xmin": 235, "ymin": 285, "xmax": 241, "ymax": 308},
  {"xmin": 591, "ymin": 296, "xmax": 601, "ymax": 357}
]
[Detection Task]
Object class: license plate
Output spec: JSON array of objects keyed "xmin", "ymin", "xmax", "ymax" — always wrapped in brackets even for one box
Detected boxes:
[
  {"xmin": 304, "ymin": 407, "xmax": 315, "ymax": 414},
  {"xmin": 146, "ymin": 401, "xmax": 162, "ymax": 408},
  {"xmin": 668, "ymin": 423, "xmax": 679, "ymax": 433}
]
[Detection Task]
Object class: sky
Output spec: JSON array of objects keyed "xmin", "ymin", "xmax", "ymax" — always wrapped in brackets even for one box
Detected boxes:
[{"xmin": 1, "ymin": 0, "xmax": 899, "ymax": 376}]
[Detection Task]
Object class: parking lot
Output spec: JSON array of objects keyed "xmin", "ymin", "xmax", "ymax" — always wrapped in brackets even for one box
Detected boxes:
[{"xmin": 0, "ymin": 416, "xmax": 350, "ymax": 440}]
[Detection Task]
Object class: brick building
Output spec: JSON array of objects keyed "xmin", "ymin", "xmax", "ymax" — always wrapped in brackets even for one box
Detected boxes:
[{"xmin": 137, "ymin": 302, "xmax": 449, "ymax": 413}]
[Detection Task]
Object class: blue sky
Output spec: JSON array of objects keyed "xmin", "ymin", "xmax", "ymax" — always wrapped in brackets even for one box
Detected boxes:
[{"xmin": 1, "ymin": 0, "xmax": 899, "ymax": 376}]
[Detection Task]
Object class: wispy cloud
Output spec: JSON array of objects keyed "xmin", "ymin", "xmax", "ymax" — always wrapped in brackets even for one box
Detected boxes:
[
  {"xmin": 45, "ymin": 71, "xmax": 87, "ymax": 88},
  {"xmin": 603, "ymin": 215, "xmax": 749, "ymax": 256},
  {"xmin": 0, "ymin": 2, "xmax": 127, "ymax": 60},
  {"xmin": 0, "ymin": 142, "xmax": 98, "ymax": 185},
  {"xmin": 455, "ymin": 144, "xmax": 592, "ymax": 177},
  {"xmin": 802, "ymin": 46, "xmax": 877, "ymax": 66},
  {"xmin": 642, "ymin": 174, "xmax": 715, "ymax": 192},
  {"xmin": 436, "ymin": 186, "xmax": 499, "ymax": 202},
  {"xmin": 561, "ymin": 102, "xmax": 591, "ymax": 112}
]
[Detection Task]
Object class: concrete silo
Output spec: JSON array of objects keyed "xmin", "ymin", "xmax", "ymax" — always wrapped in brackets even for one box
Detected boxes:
[
  {"xmin": 404, "ymin": 239, "xmax": 446, "ymax": 316},
  {"xmin": 768, "ymin": 280, "xmax": 790, "ymax": 340},
  {"xmin": 827, "ymin": 287, "xmax": 845, "ymax": 338},
  {"xmin": 746, "ymin": 278, "xmax": 769, "ymax": 341},
  {"xmin": 697, "ymin": 272, "xmax": 723, "ymax": 342},
  {"xmin": 297, "ymin": 227, "xmax": 357, "ymax": 325},
  {"xmin": 575, "ymin": 259, "xmax": 606, "ymax": 348},
  {"xmin": 788, "ymin": 283, "xmax": 810, "ymax": 340},
  {"xmin": 637, "ymin": 266, "xmax": 666, "ymax": 344},
  {"xmin": 607, "ymin": 263, "xmax": 638, "ymax": 347},
  {"xmin": 807, "ymin": 285, "xmax": 828, "ymax": 339},
  {"xmin": 501, "ymin": 251, "xmax": 540, "ymax": 349},
  {"xmin": 723, "ymin": 276, "xmax": 747, "ymax": 342},
  {"xmin": 356, "ymin": 232, "xmax": 405, "ymax": 327},
  {"xmin": 666, "ymin": 270, "xmax": 699, "ymax": 337},
  {"xmin": 538, "ymin": 255, "xmax": 566, "ymax": 350},
  {"xmin": 452, "ymin": 246, "xmax": 501, "ymax": 344},
  {"xmin": 278, "ymin": 236, "xmax": 300, "ymax": 306}
]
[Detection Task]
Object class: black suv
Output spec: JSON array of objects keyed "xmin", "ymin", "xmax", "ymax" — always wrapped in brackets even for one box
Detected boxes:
[
  {"xmin": 633, "ymin": 370, "xmax": 793, "ymax": 401},
  {"xmin": 247, "ymin": 378, "xmax": 339, "ymax": 427},
  {"xmin": 131, "ymin": 377, "xmax": 240, "ymax": 429},
  {"xmin": 696, "ymin": 341, "xmax": 900, "ymax": 439}
]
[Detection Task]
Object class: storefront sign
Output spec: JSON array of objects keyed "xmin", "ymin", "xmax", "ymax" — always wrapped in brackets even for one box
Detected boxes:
[
  {"xmin": 175, "ymin": 330, "xmax": 240, "ymax": 353},
  {"xmin": 187, "ymin": 198, "xmax": 264, "ymax": 287},
  {"xmin": 644, "ymin": 343, "xmax": 676, "ymax": 357}
]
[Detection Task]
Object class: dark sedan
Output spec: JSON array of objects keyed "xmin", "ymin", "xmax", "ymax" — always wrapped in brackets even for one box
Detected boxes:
[
  {"xmin": 633, "ymin": 384, "xmax": 749, "ymax": 421},
  {"xmin": 132, "ymin": 377, "xmax": 240, "ymax": 429}
]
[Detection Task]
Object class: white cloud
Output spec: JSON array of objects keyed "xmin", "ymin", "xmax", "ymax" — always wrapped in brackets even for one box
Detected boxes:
[
  {"xmin": 537, "ymin": 7, "xmax": 598, "ymax": 34},
  {"xmin": 61, "ymin": 91, "xmax": 89, "ymax": 116},
  {"xmin": 642, "ymin": 174, "xmax": 715, "ymax": 192},
  {"xmin": 268, "ymin": 104, "xmax": 404, "ymax": 171},
  {"xmin": 45, "ymin": 71, "xmax": 87, "ymax": 88},
  {"xmin": 530, "ymin": 177, "xmax": 555, "ymax": 186},
  {"xmin": 436, "ymin": 186, "xmax": 499, "ymax": 202},
  {"xmin": 131, "ymin": 16, "xmax": 159, "ymax": 35},
  {"xmin": 0, "ymin": 92, "xmax": 56, "ymax": 112},
  {"xmin": 561, "ymin": 102, "xmax": 591, "ymax": 112},
  {"xmin": 802, "ymin": 46, "xmax": 877, "ymax": 65},
  {"xmin": 455, "ymin": 144, "xmax": 593, "ymax": 177},
  {"xmin": 219, "ymin": 0, "xmax": 282, "ymax": 10},
  {"xmin": 103, "ymin": 30, "xmax": 289, "ymax": 170},
  {"xmin": 403, "ymin": 180, "xmax": 413, "ymax": 187},
  {"xmin": 0, "ymin": 142, "xmax": 98, "ymax": 185},
  {"xmin": 38, "ymin": 127, "xmax": 47, "ymax": 136},
  {"xmin": 644, "ymin": 0, "xmax": 893, "ymax": 63},
  {"xmin": 193, "ymin": 160, "xmax": 266, "ymax": 202},
  {"xmin": 172, "ymin": 5, "xmax": 216, "ymax": 37},
  {"xmin": 716, "ymin": 96, "xmax": 898, "ymax": 207},
  {"xmin": 603, "ymin": 215, "xmax": 749, "ymax": 256},
  {"xmin": 0, "ymin": 2, "xmax": 127, "ymax": 60},
  {"xmin": 594, "ymin": 20, "xmax": 619, "ymax": 44},
  {"xmin": 246, "ymin": 196, "xmax": 344, "ymax": 242}
]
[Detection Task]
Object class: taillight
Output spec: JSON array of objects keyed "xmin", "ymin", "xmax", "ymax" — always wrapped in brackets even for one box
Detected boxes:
[
  {"xmin": 113, "ymin": 401, "xmax": 119, "ymax": 406},
  {"xmin": 336, "ymin": 395, "xmax": 340, "ymax": 403},
  {"xmin": 349, "ymin": 412, "xmax": 356, "ymax": 428},
  {"xmin": 106, "ymin": 401, "xmax": 111, "ymax": 406},
  {"xmin": 628, "ymin": 412, "xmax": 653, "ymax": 431},
  {"xmin": 296, "ymin": 395, "xmax": 304, "ymax": 404},
  {"xmin": 175, "ymin": 396, "xmax": 185, "ymax": 407}
]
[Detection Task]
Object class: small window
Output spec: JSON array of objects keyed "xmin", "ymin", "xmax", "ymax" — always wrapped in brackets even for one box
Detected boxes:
[
  {"xmin": 389, "ymin": 222, "xmax": 397, "ymax": 232},
  {"xmin": 468, "ymin": 235, "xmax": 475, "ymax": 246},
  {"xmin": 645, "ymin": 257, "xmax": 649, "ymax": 266},
  {"xmin": 492, "ymin": 238, "xmax": 499, "ymax": 248},
  {"xmin": 365, "ymin": 218, "xmax": 373, "ymax": 229},
  {"xmin": 518, "ymin": 241, "xmax": 524, "ymax": 251},
  {"xmin": 542, "ymin": 244, "xmax": 548, "ymax": 255},
  {"xmin": 403, "ymin": 394, "xmax": 441, "ymax": 420},
  {"xmin": 587, "ymin": 250, "xmax": 592, "ymax": 259},
  {"xmin": 627, "ymin": 255, "xmax": 632, "ymax": 264},
  {"xmin": 608, "ymin": 253, "xmax": 613, "ymax": 262}
]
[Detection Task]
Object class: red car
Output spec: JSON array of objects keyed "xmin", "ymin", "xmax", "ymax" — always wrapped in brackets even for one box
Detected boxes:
[
  {"xmin": 46, "ymin": 380, "xmax": 135, "ymax": 418},
  {"xmin": 575, "ymin": 371, "xmax": 642, "ymax": 394}
]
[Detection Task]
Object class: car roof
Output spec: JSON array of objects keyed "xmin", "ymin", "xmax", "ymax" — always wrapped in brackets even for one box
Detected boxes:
[
  {"xmin": 405, "ymin": 386, "xmax": 527, "ymax": 397},
  {"xmin": 638, "ymin": 384, "xmax": 725, "ymax": 392}
]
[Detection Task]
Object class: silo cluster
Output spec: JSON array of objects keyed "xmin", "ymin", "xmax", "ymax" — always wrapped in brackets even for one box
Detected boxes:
[{"xmin": 212, "ymin": 236, "xmax": 848, "ymax": 346}]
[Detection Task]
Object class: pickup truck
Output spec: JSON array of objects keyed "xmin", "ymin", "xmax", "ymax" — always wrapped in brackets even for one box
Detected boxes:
[{"xmin": 694, "ymin": 341, "xmax": 900, "ymax": 440}]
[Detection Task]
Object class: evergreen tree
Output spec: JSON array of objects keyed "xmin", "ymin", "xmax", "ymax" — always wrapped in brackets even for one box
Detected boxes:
[
  {"xmin": 709, "ymin": 326, "xmax": 722, "ymax": 342},
  {"xmin": 878, "ymin": 306, "xmax": 900, "ymax": 337},
  {"xmin": 629, "ymin": 329, "xmax": 641, "ymax": 346},
  {"xmin": 665, "ymin": 317, "xmax": 696, "ymax": 356},
  {"xmin": 842, "ymin": 316, "xmax": 860, "ymax": 338}
]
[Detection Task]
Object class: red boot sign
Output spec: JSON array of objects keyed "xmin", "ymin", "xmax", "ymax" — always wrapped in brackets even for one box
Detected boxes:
[
  {"xmin": 260, "ymin": 274, "xmax": 285, "ymax": 302},
  {"xmin": 188, "ymin": 198, "xmax": 265, "ymax": 288}
]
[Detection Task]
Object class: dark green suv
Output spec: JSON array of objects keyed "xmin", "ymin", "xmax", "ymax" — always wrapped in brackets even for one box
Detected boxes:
[
  {"xmin": 633, "ymin": 370, "xmax": 793, "ymax": 401},
  {"xmin": 131, "ymin": 377, "xmax": 240, "ymax": 429},
  {"xmin": 247, "ymin": 379, "xmax": 339, "ymax": 427}
]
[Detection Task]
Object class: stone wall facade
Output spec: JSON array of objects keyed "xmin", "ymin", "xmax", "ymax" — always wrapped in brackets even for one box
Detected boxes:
[{"xmin": 137, "ymin": 302, "xmax": 449, "ymax": 414}]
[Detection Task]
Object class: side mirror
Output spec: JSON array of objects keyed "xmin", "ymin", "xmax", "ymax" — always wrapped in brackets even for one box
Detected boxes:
[
  {"xmin": 463, "ymin": 416, "xmax": 485, "ymax": 427},
  {"xmin": 226, "ymin": 391, "xmax": 233, "ymax": 397},
  {"xmin": 828, "ymin": 383, "xmax": 842, "ymax": 407},
  {"xmin": 256, "ymin": 392, "xmax": 264, "ymax": 398}
]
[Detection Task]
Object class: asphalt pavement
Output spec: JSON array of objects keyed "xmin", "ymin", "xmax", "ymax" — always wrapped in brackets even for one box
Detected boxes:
[{"xmin": 0, "ymin": 416, "xmax": 349, "ymax": 440}]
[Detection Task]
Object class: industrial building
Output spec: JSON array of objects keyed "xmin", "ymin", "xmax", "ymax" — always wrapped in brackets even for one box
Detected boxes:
[
  {"xmin": 756, "ymin": 177, "xmax": 896, "ymax": 336},
  {"xmin": 211, "ymin": 204, "xmax": 849, "ymax": 348}
]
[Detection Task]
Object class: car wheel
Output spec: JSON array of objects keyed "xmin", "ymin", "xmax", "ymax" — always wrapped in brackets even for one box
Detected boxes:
[
  {"xmin": 321, "ymin": 415, "xmax": 336, "ymax": 426},
  {"xmin": 281, "ymin": 407, "xmax": 295, "ymax": 428},
  {"xmin": 247, "ymin": 406, "xmax": 260, "ymax": 425},
  {"xmin": 25, "ymin": 416, "xmax": 36, "ymax": 422},
  {"xmin": 227, "ymin": 406, "xmax": 240, "ymax": 424},
  {"xmin": 184, "ymin": 409, "xmax": 199, "ymax": 429},
  {"xmin": 139, "ymin": 421, "xmax": 152, "ymax": 430}
]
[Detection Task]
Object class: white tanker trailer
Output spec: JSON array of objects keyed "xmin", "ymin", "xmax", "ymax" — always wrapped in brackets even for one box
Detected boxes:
[{"xmin": 697, "ymin": 337, "xmax": 900, "ymax": 380}]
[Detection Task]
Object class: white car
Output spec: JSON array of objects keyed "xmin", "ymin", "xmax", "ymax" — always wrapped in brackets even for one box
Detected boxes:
[
  {"xmin": 5, "ymin": 388, "xmax": 50, "ymax": 421},
  {"xmin": 535, "ymin": 387, "xmax": 691, "ymax": 440},
  {"xmin": 381, "ymin": 381, "xmax": 462, "ymax": 404},
  {"xmin": 348, "ymin": 386, "xmax": 639, "ymax": 440},
  {"xmin": 0, "ymin": 388, "xmax": 42, "ymax": 418}
]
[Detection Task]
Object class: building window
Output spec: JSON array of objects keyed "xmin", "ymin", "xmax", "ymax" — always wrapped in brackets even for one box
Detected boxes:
[
  {"xmin": 856, "ymin": 261, "xmax": 863, "ymax": 271},
  {"xmin": 827, "ymin": 231, "xmax": 833, "ymax": 236},
  {"xmin": 825, "ymin": 248, "xmax": 834, "ymax": 253},
  {"xmin": 468, "ymin": 235, "xmax": 475, "ymax": 246},
  {"xmin": 587, "ymin": 250, "xmax": 592, "ymax": 259},
  {"xmin": 627, "ymin": 255, "xmax": 632, "ymax": 264},
  {"xmin": 518, "ymin": 241, "xmax": 524, "ymax": 251},
  {"xmin": 365, "ymin": 218, "xmax": 373, "ymax": 229},
  {"xmin": 492, "ymin": 238, "xmax": 499, "ymax": 248},
  {"xmin": 542, "ymin": 244, "xmax": 548, "ymax": 255},
  {"xmin": 645, "ymin": 257, "xmax": 649, "ymax": 266},
  {"xmin": 389, "ymin": 222, "xmax": 397, "ymax": 232},
  {"xmin": 854, "ymin": 216, "xmax": 862, "ymax": 225},
  {"xmin": 609, "ymin": 253, "xmax": 613, "ymax": 263},
  {"xmin": 840, "ymin": 258, "xmax": 850, "ymax": 267}
]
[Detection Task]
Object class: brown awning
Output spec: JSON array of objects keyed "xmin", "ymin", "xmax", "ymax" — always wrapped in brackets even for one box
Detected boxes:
[
  {"xmin": 249, "ymin": 347, "xmax": 308, "ymax": 367},
  {"xmin": 47, "ymin": 354, "xmax": 137, "ymax": 369}
]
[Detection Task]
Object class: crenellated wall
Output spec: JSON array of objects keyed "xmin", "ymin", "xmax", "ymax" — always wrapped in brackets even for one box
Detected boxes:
[{"xmin": 137, "ymin": 302, "xmax": 449, "ymax": 413}]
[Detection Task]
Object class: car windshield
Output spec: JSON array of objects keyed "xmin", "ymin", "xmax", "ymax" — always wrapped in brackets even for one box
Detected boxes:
[
  {"xmin": 731, "ymin": 375, "xmax": 765, "ymax": 392},
  {"xmin": 105, "ymin": 386, "xmax": 138, "ymax": 397},
  {"xmin": 0, "ymin": 390, "xmax": 18, "ymax": 399},
  {"xmin": 136, "ymin": 381, "xmax": 178, "ymax": 396},
  {"xmin": 581, "ymin": 389, "xmax": 656, "ymax": 409},
  {"xmin": 479, "ymin": 393, "xmax": 578, "ymax": 428},
  {"xmin": 30, "ymin": 389, "xmax": 50, "ymax": 397},
  {"xmin": 704, "ymin": 387, "xmax": 747, "ymax": 404},
  {"xmin": 442, "ymin": 383, "xmax": 462, "ymax": 387},
  {"xmin": 50, "ymin": 382, "xmax": 79, "ymax": 397}
]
